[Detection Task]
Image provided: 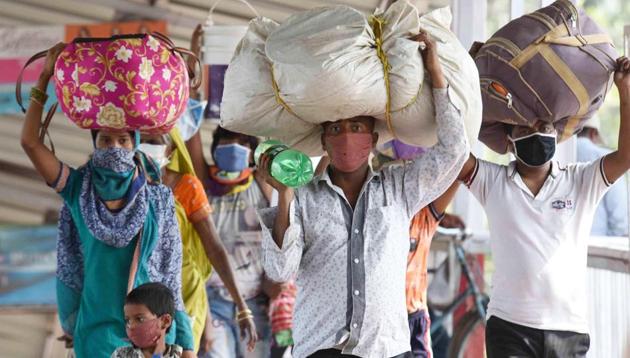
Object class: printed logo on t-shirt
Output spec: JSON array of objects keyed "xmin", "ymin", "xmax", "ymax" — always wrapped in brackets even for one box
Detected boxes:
[{"xmin": 551, "ymin": 198, "xmax": 574, "ymax": 211}]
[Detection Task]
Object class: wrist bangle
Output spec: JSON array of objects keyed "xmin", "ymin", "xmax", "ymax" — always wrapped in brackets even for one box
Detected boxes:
[
  {"xmin": 236, "ymin": 314, "xmax": 254, "ymax": 322},
  {"xmin": 30, "ymin": 98, "xmax": 44, "ymax": 107},
  {"xmin": 236, "ymin": 310, "xmax": 252, "ymax": 319},
  {"xmin": 31, "ymin": 87, "xmax": 48, "ymax": 104}
]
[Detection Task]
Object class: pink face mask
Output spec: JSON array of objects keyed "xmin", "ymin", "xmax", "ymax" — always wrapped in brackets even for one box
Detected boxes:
[
  {"xmin": 126, "ymin": 318, "xmax": 162, "ymax": 348},
  {"xmin": 325, "ymin": 132, "xmax": 374, "ymax": 173}
]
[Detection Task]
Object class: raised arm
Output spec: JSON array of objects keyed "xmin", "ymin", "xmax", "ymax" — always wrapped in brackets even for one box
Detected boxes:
[
  {"xmin": 602, "ymin": 57, "xmax": 630, "ymax": 183},
  {"xmin": 256, "ymin": 154, "xmax": 304, "ymax": 282},
  {"xmin": 457, "ymin": 154, "xmax": 477, "ymax": 182},
  {"xmin": 189, "ymin": 25, "xmax": 203, "ymax": 101},
  {"xmin": 186, "ymin": 131, "xmax": 211, "ymax": 185},
  {"xmin": 20, "ymin": 43, "xmax": 65, "ymax": 185},
  {"xmin": 399, "ymin": 33, "xmax": 469, "ymax": 216},
  {"xmin": 431, "ymin": 180, "xmax": 461, "ymax": 215},
  {"xmin": 259, "ymin": 154, "xmax": 294, "ymax": 249}
]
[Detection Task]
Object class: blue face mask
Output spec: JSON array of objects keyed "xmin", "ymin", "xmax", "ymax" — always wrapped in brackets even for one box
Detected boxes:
[{"xmin": 214, "ymin": 143, "xmax": 251, "ymax": 173}]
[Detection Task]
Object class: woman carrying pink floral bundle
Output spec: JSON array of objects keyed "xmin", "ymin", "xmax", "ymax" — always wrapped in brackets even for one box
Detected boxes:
[{"xmin": 20, "ymin": 43, "xmax": 195, "ymax": 358}]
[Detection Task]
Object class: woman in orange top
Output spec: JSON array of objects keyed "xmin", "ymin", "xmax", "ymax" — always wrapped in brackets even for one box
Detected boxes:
[
  {"xmin": 140, "ymin": 128, "xmax": 257, "ymax": 354},
  {"xmin": 406, "ymin": 183, "xmax": 463, "ymax": 358}
]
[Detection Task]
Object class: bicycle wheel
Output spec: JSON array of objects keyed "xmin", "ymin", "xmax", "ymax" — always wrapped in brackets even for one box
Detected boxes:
[{"xmin": 447, "ymin": 310, "xmax": 486, "ymax": 358}]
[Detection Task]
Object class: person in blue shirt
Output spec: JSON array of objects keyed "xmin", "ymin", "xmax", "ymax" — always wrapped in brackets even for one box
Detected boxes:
[{"xmin": 577, "ymin": 117, "xmax": 629, "ymax": 237}]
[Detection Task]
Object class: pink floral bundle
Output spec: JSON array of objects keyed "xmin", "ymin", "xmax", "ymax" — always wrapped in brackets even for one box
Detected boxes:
[{"xmin": 54, "ymin": 33, "xmax": 199, "ymax": 134}]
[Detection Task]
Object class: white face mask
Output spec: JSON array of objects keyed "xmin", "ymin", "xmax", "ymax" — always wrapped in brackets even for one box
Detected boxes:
[{"xmin": 138, "ymin": 143, "xmax": 169, "ymax": 169}]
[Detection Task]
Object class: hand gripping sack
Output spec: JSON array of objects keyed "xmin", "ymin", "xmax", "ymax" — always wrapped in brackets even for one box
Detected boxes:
[
  {"xmin": 474, "ymin": 0, "xmax": 617, "ymax": 154},
  {"xmin": 52, "ymin": 33, "xmax": 200, "ymax": 134},
  {"xmin": 220, "ymin": 1, "xmax": 481, "ymax": 155},
  {"xmin": 382, "ymin": 7, "xmax": 482, "ymax": 148}
]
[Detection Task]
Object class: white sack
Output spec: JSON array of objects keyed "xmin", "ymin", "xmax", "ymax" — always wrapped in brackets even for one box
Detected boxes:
[
  {"xmin": 220, "ymin": 1, "xmax": 481, "ymax": 155},
  {"xmin": 219, "ymin": 17, "xmax": 316, "ymax": 149}
]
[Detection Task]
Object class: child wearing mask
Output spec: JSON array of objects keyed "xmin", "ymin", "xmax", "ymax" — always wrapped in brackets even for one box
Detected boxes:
[{"xmin": 112, "ymin": 283, "xmax": 183, "ymax": 358}]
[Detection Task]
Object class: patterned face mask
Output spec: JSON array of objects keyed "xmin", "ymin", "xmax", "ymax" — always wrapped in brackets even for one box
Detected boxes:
[
  {"xmin": 325, "ymin": 132, "xmax": 374, "ymax": 173},
  {"xmin": 90, "ymin": 147, "xmax": 137, "ymax": 201},
  {"xmin": 126, "ymin": 318, "xmax": 162, "ymax": 348}
]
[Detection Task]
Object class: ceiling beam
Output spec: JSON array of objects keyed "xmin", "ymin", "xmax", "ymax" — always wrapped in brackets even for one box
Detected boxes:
[
  {"xmin": 0, "ymin": 15, "xmax": 29, "ymax": 26},
  {"xmin": 79, "ymin": 0, "xmax": 197, "ymax": 27},
  {"xmin": 0, "ymin": 0, "xmax": 92, "ymax": 24},
  {"xmin": 247, "ymin": 0, "xmax": 378, "ymax": 13},
  {"xmin": 16, "ymin": 0, "xmax": 115, "ymax": 22},
  {"xmin": 172, "ymin": 0, "xmax": 291, "ymax": 22}
]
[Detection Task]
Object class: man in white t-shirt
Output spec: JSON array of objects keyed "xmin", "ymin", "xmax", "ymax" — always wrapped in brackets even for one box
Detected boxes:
[{"xmin": 456, "ymin": 57, "xmax": 630, "ymax": 357}]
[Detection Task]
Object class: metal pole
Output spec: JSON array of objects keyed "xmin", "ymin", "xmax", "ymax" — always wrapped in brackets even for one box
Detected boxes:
[
  {"xmin": 450, "ymin": 0, "xmax": 488, "ymax": 234},
  {"xmin": 451, "ymin": 0, "xmax": 487, "ymax": 51},
  {"xmin": 625, "ymin": 26, "xmax": 630, "ymax": 253},
  {"xmin": 510, "ymin": 0, "xmax": 524, "ymax": 20}
]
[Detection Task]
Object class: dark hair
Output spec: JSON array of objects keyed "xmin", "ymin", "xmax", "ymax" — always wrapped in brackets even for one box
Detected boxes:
[
  {"xmin": 321, "ymin": 116, "xmax": 377, "ymax": 132},
  {"xmin": 210, "ymin": 126, "xmax": 259, "ymax": 164},
  {"xmin": 125, "ymin": 282, "xmax": 175, "ymax": 329},
  {"xmin": 577, "ymin": 127, "xmax": 597, "ymax": 138},
  {"xmin": 91, "ymin": 130, "xmax": 137, "ymax": 148}
]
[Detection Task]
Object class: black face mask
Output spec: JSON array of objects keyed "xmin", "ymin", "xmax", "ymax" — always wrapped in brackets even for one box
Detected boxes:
[{"xmin": 510, "ymin": 133, "xmax": 556, "ymax": 167}]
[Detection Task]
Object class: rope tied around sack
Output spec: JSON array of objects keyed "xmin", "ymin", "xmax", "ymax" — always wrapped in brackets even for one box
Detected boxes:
[
  {"xmin": 269, "ymin": 65, "xmax": 302, "ymax": 120},
  {"xmin": 370, "ymin": 15, "xmax": 397, "ymax": 139}
]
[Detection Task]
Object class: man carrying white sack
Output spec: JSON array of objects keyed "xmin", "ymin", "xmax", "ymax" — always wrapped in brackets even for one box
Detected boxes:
[
  {"xmin": 456, "ymin": 57, "xmax": 630, "ymax": 357},
  {"xmin": 256, "ymin": 33, "xmax": 468, "ymax": 358}
]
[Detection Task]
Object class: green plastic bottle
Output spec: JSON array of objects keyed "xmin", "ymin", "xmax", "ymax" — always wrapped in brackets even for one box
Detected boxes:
[{"xmin": 254, "ymin": 140, "xmax": 314, "ymax": 188}]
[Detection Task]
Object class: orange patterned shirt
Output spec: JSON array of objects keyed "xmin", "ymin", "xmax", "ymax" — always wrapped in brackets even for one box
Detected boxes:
[
  {"xmin": 406, "ymin": 205, "xmax": 442, "ymax": 314},
  {"xmin": 173, "ymin": 174, "xmax": 213, "ymax": 223}
]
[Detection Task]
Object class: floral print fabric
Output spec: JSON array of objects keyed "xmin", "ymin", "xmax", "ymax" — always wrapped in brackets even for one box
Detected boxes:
[{"xmin": 54, "ymin": 34, "xmax": 189, "ymax": 133}]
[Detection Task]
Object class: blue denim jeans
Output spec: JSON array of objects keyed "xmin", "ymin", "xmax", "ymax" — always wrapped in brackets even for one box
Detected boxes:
[{"xmin": 202, "ymin": 287, "xmax": 271, "ymax": 358}]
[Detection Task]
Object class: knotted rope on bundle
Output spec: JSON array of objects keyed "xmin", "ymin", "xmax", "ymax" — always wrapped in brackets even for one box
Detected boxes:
[{"xmin": 370, "ymin": 15, "xmax": 397, "ymax": 139}]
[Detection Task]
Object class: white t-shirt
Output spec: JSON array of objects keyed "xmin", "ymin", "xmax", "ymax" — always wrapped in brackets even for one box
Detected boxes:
[{"xmin": 469, "ymin": 158, "xmax": 611, "ymax": 333}]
